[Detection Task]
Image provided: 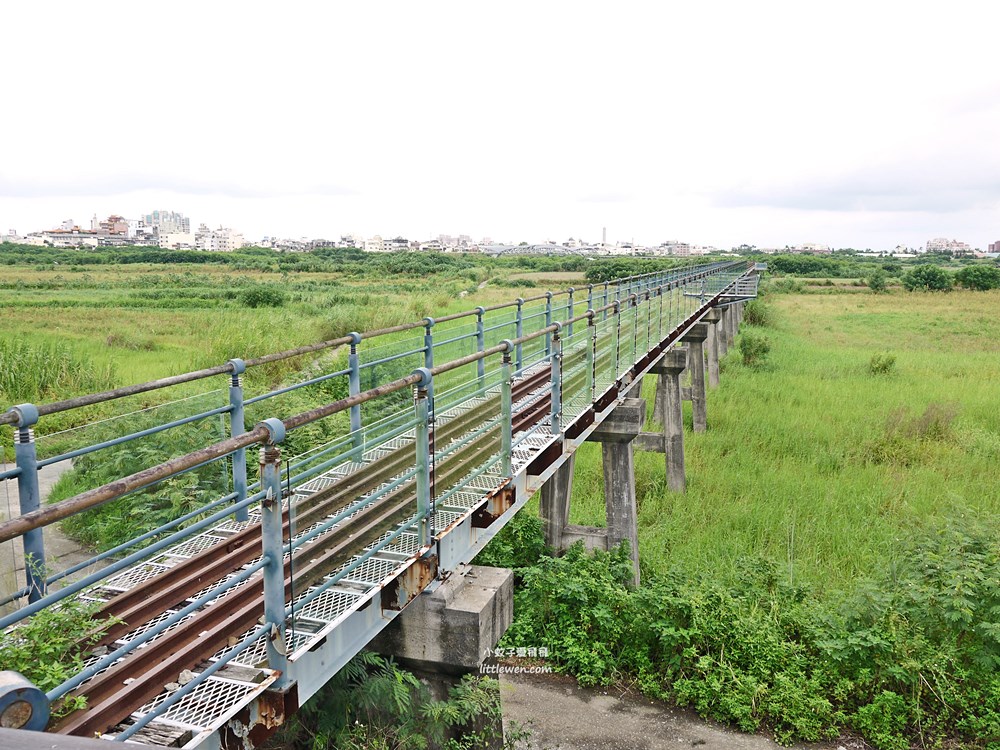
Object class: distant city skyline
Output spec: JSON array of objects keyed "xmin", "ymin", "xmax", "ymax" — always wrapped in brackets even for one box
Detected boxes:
[
  {"xmin": 1, "ymin": 2, "xmax": 998, "ymax": 252},
  {"xmin": 7, "ymin": 210, "xmax": 992, "ymax": 259}
]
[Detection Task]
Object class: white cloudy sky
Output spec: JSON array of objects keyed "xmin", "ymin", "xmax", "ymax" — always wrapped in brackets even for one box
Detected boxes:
[{"xmin": 2, "ymin": 1, "xmax": 999, "ymax": 249}]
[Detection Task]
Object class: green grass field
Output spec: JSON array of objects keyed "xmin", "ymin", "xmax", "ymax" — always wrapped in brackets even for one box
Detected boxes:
[{"xmin": 565, "ymin": 289, "xmax": 1000, "ymax": 592}]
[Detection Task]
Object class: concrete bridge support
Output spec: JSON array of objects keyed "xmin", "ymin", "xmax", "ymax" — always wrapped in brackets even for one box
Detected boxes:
[
  {"xmin": 372, "ymin": 564, "xmax": 513, "ymax": 673},
  {"xmin": 371, "ymin": 564, "xmax": 512, "ymax": 747},
  {"xmin": 681, "ymin": 324, "xmax": 708, "ymax": 433},
  {"xmin": 718, "ymin": 307, "xmax": 730, "ymax": 356},
  {"xmin": 539, "ymin": 456, "xmax": 575, "ymax": 553},
  {"xmin": 538, "ymin": 399, "xmax": 646, "ymax": 586},
  {"xmin": 634, "ymin": 349, "xmax": 687, "ymax": 492},
  {"xmin": 588, "ymin": 398, "xmax": 644, "ymax": 586},
  {"xmin": 703, "ymin": 308, "xmax": 721, "ymax": 388}
]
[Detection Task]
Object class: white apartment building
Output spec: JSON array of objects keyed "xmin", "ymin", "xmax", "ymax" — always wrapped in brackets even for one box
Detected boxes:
[
  {"xmin": 159, "ymin": 232, "xmax": 197, "ymax": 249},
  {"xmin": 194, "ymin": 224, "xmax": 245, "ymax": 252}
]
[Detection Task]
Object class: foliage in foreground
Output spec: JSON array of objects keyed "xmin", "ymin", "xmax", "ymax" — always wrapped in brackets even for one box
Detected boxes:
[
  {"xmin": 0, "ymin": 598, "xmax": 119, "ymax": 717},
  {"xmin": 270, "ymin": 651, "xmax": 516, "ymax": 750},
  {"xmin": 482, "ymin": 519, "xmax": 1000, "ymax": 748}
]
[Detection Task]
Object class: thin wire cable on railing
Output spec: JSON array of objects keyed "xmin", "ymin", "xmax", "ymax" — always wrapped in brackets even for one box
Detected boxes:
[{"xmin": 35, "ymin": 389, "xmax": 226, "ymax": 440}]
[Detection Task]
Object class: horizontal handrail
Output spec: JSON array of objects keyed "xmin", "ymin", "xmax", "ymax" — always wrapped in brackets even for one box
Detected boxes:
[
  {"xmin": 0, "ymin": 259, "xmax": 731, "ymax": 425},
  {"xmin": 0, "ymin": 261, "xmax": 748, "ymax": 547}
]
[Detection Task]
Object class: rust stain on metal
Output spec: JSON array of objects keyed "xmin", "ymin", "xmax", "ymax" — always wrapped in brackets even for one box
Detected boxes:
[
  {"xmin": 526, "ymin": 437, "xmax": 564, "ymax": 478},
  {"xmin": 472, "ymin": 485, "xmax": 515, "ymax": 529},
  {"xmin": 220, "ymin": 685, "xmax": 298, "ymax": 750},
  {"xmin": 381, "ymin": 555, "xmax": 438, "ymax": 611}
]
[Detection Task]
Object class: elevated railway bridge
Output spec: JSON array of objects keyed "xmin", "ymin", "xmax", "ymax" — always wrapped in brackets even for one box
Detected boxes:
[{"xmin": 0, "ymin": 260, "xmax": 762, "ymax": 748}]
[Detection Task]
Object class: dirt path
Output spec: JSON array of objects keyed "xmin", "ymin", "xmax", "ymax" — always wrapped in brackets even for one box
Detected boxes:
[
  {"xmin": 0, "ymin": 461, "xmax": 103, "ymax": 614},
  {"xmin": 501, "ymin": 672, "xmax": 867, "ymax": 750}
]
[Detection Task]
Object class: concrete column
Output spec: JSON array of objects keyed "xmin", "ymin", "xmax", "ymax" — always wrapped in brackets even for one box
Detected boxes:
[
  {"xmin": 539, "ymin": 455, "xmax": 575, "ymax": 552},
  {"xmin": 652, "ymin": 373, "xmax": 666, "ymax": 424},
  {"xmin": 703, "ymin": 308, "xmax": 721, "ymax": 388},
  {"xmin": 588, "ymin": 398, "xmax": 645, "ymax": 586},
  {"xmin": 646, "ymin": 349, "xmax": 687, "ymax": 492},
  {"xmin": 681, "ymin": 323, "xmax": 708, "ymax": 433},
  {"xmin": 718, "ymin": 307, "xmax": 730, "ymax": 356}
]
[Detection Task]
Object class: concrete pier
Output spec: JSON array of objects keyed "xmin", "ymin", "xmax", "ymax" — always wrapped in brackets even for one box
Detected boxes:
[
  {"xmin": 635, "ymin": 349, "xmax": 688, "ymax": 492},
  {"xmin": 537, "ymin": 398, "xmax": 646, "ymax": 585},
  {"xmin": 587, "ymin": 398, "xmax": 645, "ymax": 586},
  {"xmin": 372, "ymin": 564, "xmax": 513, "ymax": 673},
  {"xmin": 681, "ymin": 324, "xmax": 708, "ymax": 433},
  {"xmin": 718, "ymin": 307, "xmax": 730, "ymax": 356},
  {"xmin": 539, "ymin": 455, "xmax": 574, "ymax": 552},
  {"xmin": 703, "ymin": 308, "xmax": 721, "ymax": 388}
]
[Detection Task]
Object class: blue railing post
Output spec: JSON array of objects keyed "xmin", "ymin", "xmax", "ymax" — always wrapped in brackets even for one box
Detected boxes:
[
  {"xmin": 348, "ymin": 332, "xmax": 363, "ymax": 446},
  {"xmin": 612, "ymin": 300, "xmax": 621, "ymax": 378},
  {"xmin": 566, "ymin": 288, "xmax": 575, "ymax": 338},
  {"xmin": 413, "ymin": 368, "xmax": 432, "ymax": 546},
  {"xmin": 514, "ymin": 299, "xmax": 524, "ymax": 371},
  {"xmin": 602, "ymin": 281, "xmax": 610, "ymax": 320},
  {"xmin": 544, "ymin": 292, "xmax": 553, "ymax": 357},
  {"xmin": 475, "ymin": 306, "xmax": 486, "ymax": 385},
  {"xmin": 549, "ymin": 324, "xmax": 562, "ymax": 435},
  {"xmin": 658, "ymin": 284, "xmax": 665, "ymax": 341},
  {"xmin": 258, "ymin": 418, "xmax": 288, "ymax": 689},
  {"xmin": 227, "ymin": 359, "xmax": 249, "ymax": 522},
  {"xmin": 12, "ymin": 403, "xmax": 45, "ymax": 603},
  {"xmin": 500, "ymin": 345, "xmax": 513, "ymax": 477},
  {"xmin": 423, "ymin": 317, "xmax": 435, "ymax": 421},
  {"xmin": 587, "ymin": 284, "xmax": 594, "ymax": 316},
  {"xmin": 586, "ymin": 311, "xmax": 596, "ymax": 401},
  {"xmin": 645, "ymin": 290, "xmax": 652, "ymax": 353}
]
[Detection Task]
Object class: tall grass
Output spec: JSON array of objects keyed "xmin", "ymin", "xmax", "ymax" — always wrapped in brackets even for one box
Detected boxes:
[
  {"xmin": 567, "ymin": 290, "xmax": 1000, "ymax": 593},
  {"xmin": 0, "ymin": 338, "xmax": 116, "ymax": 404}
]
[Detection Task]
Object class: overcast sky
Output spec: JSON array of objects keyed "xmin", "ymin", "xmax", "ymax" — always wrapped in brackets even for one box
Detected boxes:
[{"xmin": 2, "ymin": 1, "xmax": 999, "ymax": 249}]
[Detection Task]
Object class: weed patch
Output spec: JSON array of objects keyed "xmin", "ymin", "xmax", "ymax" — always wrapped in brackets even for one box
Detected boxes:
[
  {"xmin": 0, "ymin": 598, "xmax": 120, "ymax": 717},
  {"xmin": 742, "ymin": 298, "xmax": 773, "ymax": 327},
  {"xmin": 861, "ymin": 403, "xmax": 959, "ymax": 465},
  {"xmin": 483, "ymin": 518, "xmax": 999, "ymax": 749},
  {"xmin": 867, "ymin": 352, "xmax": 897, "ymax": 376},
  {"xmin": 738, "ymin": 331, "xmax": 771, "ymax": 368}
]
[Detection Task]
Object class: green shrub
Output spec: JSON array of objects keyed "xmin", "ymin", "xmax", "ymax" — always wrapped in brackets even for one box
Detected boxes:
[
  {"xmin": 901, "ymin": 264, "xmax": 952, "ymax": 291},
  {"xmin": 274, "ymin": 651, "xmax": 511, "ymax": 749},
  {"xmin": 867, "ymin": 352, "xmax": 896, "ymax": 376},
  {"xmin": 474, "ymin": 512, "xmax": 547, "ymax": 570},
  {"xmin": 238, "ymin": 284, "xmax": 288, "ymax": 308},
  {"xmin": 954, "ymin": 264, "xmax": 1000, "ymax": 291},
  {"xmin": 866, "ymin": 269, "xmax": 888, "ymax": 293},
  {"xmin": 767, "ymin": 277, "xmax": 804, "ymax": 294},
  {"xmin": 742, "ymin": 299, "xmax": 773, "ymax": 327},
  {"xmin": 500, "ymin": 518, "xmax": 999, "ymax": 748},
  {"xmin": 738, "ymin": 331, "xmax": 771, "ymax": 368},
  {"xmin": 0, "ymin": 598, "xmax": 120, "ymax": 716}
]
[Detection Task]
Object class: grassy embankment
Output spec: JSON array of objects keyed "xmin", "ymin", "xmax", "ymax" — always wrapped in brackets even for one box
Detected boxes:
[
  {"xmin": 569, "ymin": 289, "xmax": 1000, "ymax": 591},
  {"xmin": 487, "ymin": 286, "xmax": 999, "ymax": 748}
]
